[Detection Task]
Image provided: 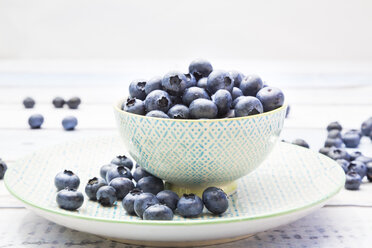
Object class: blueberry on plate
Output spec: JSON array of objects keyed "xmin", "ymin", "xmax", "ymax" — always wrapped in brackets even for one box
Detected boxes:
[
  {"xmin": 182, "ymin": 87, "xmax": 210, "ymax": 106},
  {"xmin": 122, "ymin": 189, "xmax": 143, "ymax": 215},
  {"xmin": 366, "ymin": 161, "xmax": 372, "ymax": 182},
  {"xmin": 23, "ymin": 97, "xmax": 35, "ymax": 108},
  {"xmin": 349, "ymin": 151, "xmax": 362, "ymax": 161},
  {"xmin": 230, "ymin": 70, "xmax": 245, "ymax": 87},
  {"xmin": 162, "ymin": 71, "xmax": 188, "ymax": 96},
  {"xmin": 134, "ymin": 192, "xmax": 159, "ymax": 218},
  {"xmin": 56, "ymin": 188, "xmax": 84, "ymax": 211},
  {"xmin": 324, "ymin": 138, "xmax": 343, "ymax": 148},
  {"xmin": 327, "ymin": 129, "xmax": 342, "ymax": 139},
  {"xmin": 319, "ymin": 147, "xmax": 331, "ymax": 156},
  {"xmin": 109, "ymin": 177, "xmax": 134, "ymax": 200},
  {"xmin": 66, "ymin": 97, "xmax": 81, "ymax": 109},
  {"xmin": 212, "ymin": 89, "xmax": 232, "ymax": 116},
  {"xmin": 52, "ymin": 97, "xmax": 65, "ymax": 108},
  {"xmin": 129, "ymin": 79, "xmax": 147, "ymax": 100},
  {"xmin": 123, "ymin": 97, "xmax": 145, "ymax": 115},
  {"xmin": 143, "ymin": 204, "xmax": 174, "ymax": 220},
  {"xmin": 184, "ymin": 73, "xmax": 197, "ymax": 88},
  {"xmin": 256, "ymin": 87, "xmax": 284, "ymax": 112},
  {"xmin": 361, "ymin": 117, "xmax": 372, "ymax": 136},
  {"xmin": 188, "ymin": 59, "xmax": 213, "ymax": 81},
  {"xmin": 145, "ymin": 76, "xmax": 163, "ymax": 95},
  {"xmin": 327, "ymin": 147, "xmax": 350, "ymax": 161},
  {"xmin": 336, "ymin": 159, "xmax": 349, "ymax": 173},
  {"xmin": 85, "ymin": 177, "xmax": 107, "ymax": 201},
  {"xmin": 133, "ymin": 166, "xmax": 153, "ymax": 182},
  {"xmin": 54, "ymin": 170, "xmax": 80, "ymax": 191},
  {"xmin": 146, "ymin": 110, "xmax": 169, "ymax": 118},
  {"xmin": 239, "ymin": 75, "xmax": 263, "ymax": 97},
  {"xmin": 177, "ymin": 193, "xmax": 204, "ymax": 218},
  {"xmin": 345, "ymin": 170, "xmax": 362, "ymax": 190},
  {"xmin": 202, "ymin": 187, "xmax": 229, "ymax": 215},
  {"xmin": 355, "ymin": 156, "xmax": 372, "ymax": 164},
  {"xmin": 232, "ymin": 87, "xmax": 243, "ymax": 100},
  {"xmin": 156, "ymin": 190, "xmax": 180, "ymax": 211},
  {"xmin": 145, "ymin": 90, "xmax": 172, "ymax": 113},
  {"xmin": 327, "ymin": 121, "xmax": 342, "ymax": 132},
  {"xmin": 99, "ymin": 163, "xmax": 117, "ymax": 180},
  {"xmin": 292, "ymin": 139, "xmax": 310, "ymax": 148},
  {"xmin": 62, "ymin": 116, "xmax": 78, "ymax": 131},
  {"xmin": 348, "ymin": 161, "xmax": 367, "ymax": 179},
  {"xmin": 111, "ymin": 155, "xmax": 133, "ymax": 170},
  {"xmin": 342, "ymin": 131, "xmax": 361, "ymax": 148},
  {"xmin": 234, "ymin": 96, "xmax": 263, "ymax": 117},
  {"xmin": 96, "ymin": 186, "xmax": 117, "ymax": 206},
  {"xmin": 106, "ymin": 166, "xmax": 132, "ymax": 183},
  {"xmin": 189, "ymin": 99, "xmax": 218, "ymax": 119},
  {"xmin": 207, "ymin": 70, "xmax": 233, "ymax": 94},
  {"xmin": 137, "ymin": 176, "xmax": 164, "ymax": 195},
  {"xmin": 167, "ymin": 104, "xmax": 190, "ymax": 119},
  {"xmin": 28, "ymin": 114, "xmax": 44, "ymax": 129},
  {"xmin": 0, "ymin": 160, "xmax": 7, "ymax": 179},
  {"xmin": 196, "ymin": 77, "xmax": 208, "ymax": 89}
]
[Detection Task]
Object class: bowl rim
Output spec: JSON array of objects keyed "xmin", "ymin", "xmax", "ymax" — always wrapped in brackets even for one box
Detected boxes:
[{"xmin": 114, "ymin": 98, "xmax": 287, "ymax": 122}]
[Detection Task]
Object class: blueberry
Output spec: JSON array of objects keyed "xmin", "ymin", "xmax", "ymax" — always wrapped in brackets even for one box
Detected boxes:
[
  {"xmin": 348, "ymin": 161, "xmax": 367, "ymax": 179},
  {"xmin": 85, "ymin": 177, "xmax": 107, "ymax": 201},
  {"xmin": 232, "ymin": 95, "xmax": 245, "ymax": 108},
  {"xmin": 133, "ymin": 166, "xmax": 153, "ymax": 182},
  {"xmin": 234, "ymin": 96, "xmax": 263, "ymax": 117},
  {"xmin": 207, "ymin": 70, "xmax": 233, "ymax": 94},
  {"xmin": 355, "ymin": 156, "xmax": 372, "ymax": 164},
  {"xmin": 67, "ymin": 97, "xmax": 81, "ymax": 109},
  {"xmin": 239, "ymin": 75, "xmax": 263, "ymax": 96},
  {"xmin": 156, "ymin": 190, "xmax": 180, "ymax": 211},
  {"xmin": 361, "ymin": 117, "xmax": 372, "ymax": 136},
  {"xmin": 188, "ymin": 59, "xmax": 213, "ymax": 81},
  {"xmin": 28, "ymin": 114, "xmax": 44, "ymax": 129},
  {"xmin": 366, "ymin": 162, "xmax": 372, "ymax": 182},
  {"xmin": 146, "ymin": 110, "xmax": 170, "ymax": 118},
  {"xmin": 177, "ymin": 193, "xmax": 204, "ymax": 218},
  {"xmin": 134, "ymin": 192, "xmax": 159, "ymax": 218},
  {"xmin": 111, "ymin": 155, "xmax": 133, "ymax": 170},
  {"xmin": 232, "ymin": 87, "xmax": 243, "ymax": 100},
  {"xmin": 224, "ymin": 109, "xmax": 235, "ymax": 118},
  {"xmin": 145, "ymin": 90, "xmax": 172, "ymax": 113},
  {"xmin": 202, "ymin": 187, "xmax": 229, "ymax": 215},
  {"xmin": 122, "ymin": 189, "xmax": 143, "ymax": 215},
  {"xmin": 162, "ymin": 71, "xmax": 188, "ymax": 96},
  {"xmin": 167, "ymin": 104, "xmax": 190, "ymax": 119},
  {"xmin": 145, "ymin": 76, "xmax": 163, "ymax": 95},
  {"xmin": 256, "ymin": 87, "xmax": 284, "ymax": 112},
  {"xmin": 137, "ymin": 176, "xmax": 164, "ymax": 195},
  {"xmin": 324, "ymin": 138, "xmax": 343, "ymax": 148},
  {"xmin": 54, "ymin": 170, "xmax": 80, "ymax": 191},
  {"xmin": 62, "ymin": 116, "xmax": 78, "ymax": 131},
  {"xmin": 0, "ymin": 160, "xmax": 7, "ymax": 179},
  {"xmin": 184, "ymin": 73, "xmax": 197, "ymax": 88},
  {"xmin": 143, "ymin": 204, "xmax": 174, "ymax": 220},
  {"xmin": 327, "ymin": 121, "xmax": 342, "ymax": 131},
  {"xmin": 345, "ymin": 170, "xmax": 361, "ymax": 190},
  {"xmin": 327, "ymin": 147, "xmax": 350, "ymax": 161},
  {"xmin": 212, "ymin": 89, "xmax": 232, "ymax": 116},
  {"xmin": 336, "ymin": 159, "xmax": 349, "ymax": 173},
  {"xmin": 96, "ymin": 186, "xmax": 117, "ymax": 206},
  {"xmin": 189, "ymin": 99, "xmax": 218, "ymax": 119},
  {"xmin": 129, "ymin": 79, "xmax": 147, "ymax": 100},
  {"xmin": 100, "ymin": 163, "xmax": 117, "ymax": 180},
  {"xmin": 106, "ymin": 166, "xmax": 132, "ymax": 183},
  {"xmin": 109, "ymin": 177, "xmax": 134, "ymax": 199},
  {"xmin": 52, "ymin": 97, "xmax": 65, "ymax": 108},
  {"xmin": 292, "ymin": 139, "xmax": 310, "ymax": 148},
  {"xmin": 23, "ymin": 97, "xmax": 35, "ymax": 108},
  {"xmin": 56, "ymin": 188, "xmax": 84, "ymax": 211},
  {"xmin": 182, "ymin": 87, "xmax": 210, "ymax": 106},
  {"xmin": 349, "ymin": 151, "xmax": 362, "ymax": 161},
  {"xmin": 230, "ymin": 71, "xmax": 245, "ymax": 87},
  {"xmin": 285, "ymin": 105, "xmax": 290, "ymax": 118},
  {"xmin": 342, "ymin": 131, "xmax": 361, "ymax": 148},
  {"xmin": 196, "ymin": 77, "xmax": 208, "ymax": 89},
  {"xmin": 123, "ymin": 97, "xmax": 145, "ymax": 115},
  {"xmin": 319, "ymin": 147, "xmax": 331, "ymax": 156},
  {"xmin": 327, "ymin": 129, "xmax": 342, "ymax": 139}
]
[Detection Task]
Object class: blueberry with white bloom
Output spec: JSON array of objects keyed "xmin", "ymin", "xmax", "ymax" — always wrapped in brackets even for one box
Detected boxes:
[
  {"xmin": 62, "ymin": 116, "xmax": 78, "ymax": 131},
  {"xmin": 129, "ymin": 79, "xmax": 147, "ymax": 100},
  {"xmin": 239, "ymin": 75, "xmax": 263, "ymax": 96}
]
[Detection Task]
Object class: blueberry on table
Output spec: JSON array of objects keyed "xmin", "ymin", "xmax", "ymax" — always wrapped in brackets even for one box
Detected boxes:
[
  {"xmin": 56, "ymin": 188, "xmax": 84, "ymax": 211},
  {"xmin": 123, "ymin": 97, "xmax": 145, "ymax": 115},
  {"xmin": 189, "ymin": 99, "xmax": 218, "ymax": 119},
  {"xmin": 239, "ymin": 75, "xmax": 263, "ymax": 96},
  {"xmin": 342, "ymin": 131, "xmax": 361, "ymax": 148},
  {"xmin": 133, "ymin": 167, "xmax": 153, "ymax": 182},
  {"xmin": 96, "ymin": 186, "xmax": 117, "ymax": 207},
  {"xmin": 230, "ymin": 70, "xmax": 245, "ymax": 88},
  {"xmin": 184, "ymin": 73, "xmax": 197, "ymax": 88},
  {"xmin": 355, "ymin": 156, "xmax": 372, "ymax": 164},
  {"xmin": 285, "ymin": 105, "xmax": 290, "ymax": 118},
  {"xmin": 23, "ymin": 97, "xmax": 35, "ymax": 108},
  {"xmin": 349, "ymin": 151, "xmax": 362, "ymax": 161},
  {"xmin": 0, "ymin": 160, "xmax": 7, "ymax": 179},
  {"xmin": 202, "ymin": 187, "xmax": 229, "ymax": 215},
  {"xmin": 232, "ymin": 87, "xmax": 243, "ymax": 100},
  {"xmin": 196, "ymin": 77, "xmax": 208, "ymax": 89},
  {"xmin": 162, "ymin": 71, "xmax": 188, "ymax": 96},
  {"xmin": 100, "ymin": 163, "xmax": 117, "ymax": 180},
  {"xmin": 144, "ymin": 90, "xmax": 172, "ymax": 113},
  {"xmin": 327, "ymin": 129, "xmax": 342, "ymax": 139},
  {"xmin": 361, "ymin": 117, "xmax": 372, "ymax": 136},
  {"xmin": 336, "ymin": 159, "xmax": 349, "ymax": 173},
  {"xmin": 106, "ymin": 166, "xmax": 132, "ymax": 183},
  {"xmin": 291, "ymin": 139, "xmax": 310, "ymax": 148},
  {"xmin": 145, "ymin": 76, "xmax": 163, "ymax": 95},
  {"xmin": 182, "ymin": 87, "xmax": 210, "ymax": 106},
  {"xmin": 156, "ymin": 190, "xmax": 180, "ymax": 211},
  {"xmin": 234, "ymin": 96, "xmax": 263, "ymax": 117},
  {"xmin": 324, "ymin": 138, "xmax": 343, "ymax": 148},
  {"xmin": 212, "ymin": 89, "xmax": 232, "ymax": 116},
  {"xmin": 52, "ymin": 97, "xmax": 65, "ymax": 108},
  {"xmin": 122, "ymin": 189, "xmax": 143, "ymax": 215},
  {"xmin": 67, "ymin": 97, "xmax": 81, "ymax": 109},
  {"xmin": 167, "ymin": 104, "xmax": 190, "ymax": 119},
  {"xmin": 207, "ymin": 70, "xmax": 234, "ymax": 94},
  {"xmin": 134, "ymin": 192, "xmax": 160, "ymax": 218},
  {"xmin": 109, "ymin": 177, "xmax": 134, "ymax": 200},
  {"xmin": 188, "ymin": 59, "xmax": 213, "ymax": 81},
  {"xmin": 146, "ymin": 110, "xmax": 170, "ymax": 118},
  {"xmin": 327, "ymin": 121, "xmax": 342, "ymax": 132},
  {"xmin": 28, "ymin": 114, "xmax": 44, "ymax": 129},
  {"xmin": 62, "ymin": 116, "xmax": 78, "ymax": 131},
  {"xmin": 327, "ymin": 148, "xmax": 350, "ymax": 161},
  {"xmin": 348, "ymin": 161, "xmax": 367, "ymax": 179},
  {"xmin": 54, "ymin": 170, "xmax": 80, "ymax": 191},
  {"xmin": 137, "ymin": 176, "xmax": 164, "ymax": 195},
  {"xmin": 143, "ymin": 204, "xmax": 174, "ymax": 220},
  {"xmin": 111, "ymin": 155, "xmax": 133, "ymax": 170},
  {"xmin": 177, "ymin": 193, "xmax": 204, "ymax": 218},
  {"xmin": 256, "ymin": 87, "xmax": 284, "ymax": 112},
  {"xmin": 129, "ymin": 79, "xmax": 147, "ymax": 100},
  {"xmin": 345, "ymin": 171, "xmax": 362, "ymax": 190},
  {"xmin": 366, "ymin": 162, "xmax": 372, "ymax": 182},
  {"xmin": 85, "ymin": 177, "xmax": 107, "ymax": 201}
]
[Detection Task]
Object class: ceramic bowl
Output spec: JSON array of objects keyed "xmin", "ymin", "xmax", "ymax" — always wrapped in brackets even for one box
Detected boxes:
[{"xmin": 114, "ymin": 100, "xmax": 287, "ymax": 194}]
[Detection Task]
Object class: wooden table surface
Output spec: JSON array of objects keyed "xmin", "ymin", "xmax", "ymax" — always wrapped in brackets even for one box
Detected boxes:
[{"xmin": 0, "ymin": 60, "xmax": 372, "ymax": 248}]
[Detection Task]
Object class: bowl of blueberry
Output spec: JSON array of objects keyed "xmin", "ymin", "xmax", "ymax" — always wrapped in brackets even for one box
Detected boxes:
[{"xmin": 114, "ymin": 59, "xmax": 286, "ymax": 195}]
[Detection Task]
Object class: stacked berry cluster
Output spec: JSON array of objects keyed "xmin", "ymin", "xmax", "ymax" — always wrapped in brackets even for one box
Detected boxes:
[{"xmin": 123, "ymin": 59, "xmax": 285, "ymax": 119}]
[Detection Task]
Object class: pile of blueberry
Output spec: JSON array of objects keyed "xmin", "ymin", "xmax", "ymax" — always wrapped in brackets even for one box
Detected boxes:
[
  {"xmin": 55, "ymin": 156, "xmax": 229, "ymax": 220},
  {"xmin": 123, "ymin": 59, "xmax": 285, "ymax": 119},
  {"xmin": 23, "ymin": 97, "xmax": 80, "ymax": 130}
]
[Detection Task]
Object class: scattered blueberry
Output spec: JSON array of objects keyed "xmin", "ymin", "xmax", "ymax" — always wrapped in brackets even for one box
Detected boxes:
[
  {"xmin": 100, "ymin": 163, "xmax": 117, "ymax": 180},
  {"xmin": 111, "ymin": 155, "xmax": 133, "ymax": 170},
  {"xmin": 146, "ymin": 110, "xmax": 169, "ymax": 118},
  {"xmin": 234, "ymin": 96, "xmax": 263, "ymax": 117},
  {"xmin": 85, "ymin": 177, "xmax": 107, "ymax": 201},
  {"xmin": 184, "ymin": 73, "xmax": 197, "ymax": 88},
  {"xmin": 162, "ymin": 71, "xmax": 188, "ymax": 96},
  {"xmin": 177, "ymin": 193, "xmax": 204, "ymax": 218},
  {"xmin": 327, "ymin": 147, "xmax": 350, "ymax": 161},
  {"xmin": 345, "ymin": 171, "xmax": 362, "ymax": 190},
  {"xmin": 123, "ymin": 189, "xmax": 143, "ymax": 215},
  {"xmin": 109, "ymin": 177, "xmax": 134, "ymax": 200},
  {"xmin": 134, "ymin": 192, "xmax": 160, "ymax": 218},
  {"xmin": 212, "ymin": 89, "xmax": 232, "ymax": 116},
  {"xmin": 67, "ymin": 97, "xmax": 81, "ymax": 109},
  {"xmin": 196, "ymin": 77, "xmax": 208, "ymax": 89},
  {"xmin": 96, "ymin": 186, "xmax": 117, "ymax": 206},
  {"xmin": 291, "ymin": 139, "xmax": 310, "ymax": 148},
  {"xmin": 361, "ymin": 117, "xmax": 372, "ymax": 136},
  {"xmin": 202, "ymin": 187, "xmax": 228, "ymax": 215},
  {"xmin": 207, "ymin": 70, "xmax": 233, "ymax": 94},
  {"xmin": 0, "ymin": 160, "xmax": 7, "ymax": 179},
  {"xmin": 336, "ymin": 159, "xmax": 349, "ymax": 173},
  {"xmin": 54, "ymin": 170, "xmax": 80, "ymax": 191},
  {"xmin": 348, "ymin": 161, "xmax": 367, "ymax": 179},
  {"xmin": 239, "ymin": 75, "xmax": 263, "ymax": 96},
  {"xmin": 232, "ymin": 87, "xmax": 243, "ymax": 100},
  {"xmin": 23, "ymin": 97, "xmax": 35, "ymax": 108},
  {"xmin": 230, "ymin": 71, "xmax": 244, "ymax": 87},
  {"xmin": 129, "ymin": 79, "xmax": 147, "ymax": 100},
  {"xmin": 366, "ymin": 161, "xmax": 372, "ymax": 182},
  {"xmin": 327, "ymin": 121, "xmax": 342, "ymax": 131},
  {"xmin": 342, "ymin": 131, "xmax": 361, "ymax": 148},
  {"xmin": 327, "ymin": 129, "xmax": 342, "ymax": 139},
  {"xmin": 28, "ymin": 114, "xmax": 44, "ymax": 129},
  {"xmin": 188, "ymin": 59, "xmax": 213, "ymax": 81},
  {"xmin": 167, "ymin": 104, "xmax": 190, "ymax": 119},
  {"xmin": 133, "ymin": 166, "xmax": 153, "ymax": 182},
  {"xmin": 56, "ymin": 188, "xmax": 84, "ymax": 211},
  {"xmin": 52, "ymin": 97, "xmax": 65, "ymax": 108},
  {"xmin": 137, "ymin": 176, "xmax": 164, "ymax": 195},
  {"xmin": 324, "ymin": 138, "xmax": 343, "ymax": 148},
  {"xmin": 145, "ymin": 76, "xmax": 163, "ymax": 95},
  {"xmin": 319, "ymin": 147, "xmax": 331, "ymax": 156},
  {"xmin": 145, "ymin": 90, "xmax": 172, "ymax": 113},
  {"xmin": 182, "ymin": 87, "xmax": 210, "ymax": 106},
  {"xmin": 156, "ymin": 190, "xmax": 180, "ymax": 211},
  {"xmin": 106, "ymin": 166, "xmax": 132, "ymax": 183},
  {"xmin": 62, "ymin": 116, "xmax": 78, "ymax": 131},
  {"xmin": 123, "ymin": 97, "xmax": 145, "ymax": 115},
  {"xmin": 143, "ymin": 204, "xmax": 174, "ymax": 220},
  {"xmin": 256, "ymin": 87, "xmax": 284, "ymax": 112},
  {"xmin": 189, "ymin": 99, "xmax": 218, "ymax": 119},
  {"xmin": 349, "ymin": 151, "xmax": 362, "ymax": 161}
]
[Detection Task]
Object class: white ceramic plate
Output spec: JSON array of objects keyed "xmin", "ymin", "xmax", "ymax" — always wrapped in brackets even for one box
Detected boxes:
[{"xmin": 5, "ymin": 137, "xmax": 345, "ymax": 247}]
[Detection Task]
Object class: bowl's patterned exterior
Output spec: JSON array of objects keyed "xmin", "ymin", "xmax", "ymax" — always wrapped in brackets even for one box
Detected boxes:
[{"xmin": 114, "ymin": 102, "xmax": 287, "ymax": 187}]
